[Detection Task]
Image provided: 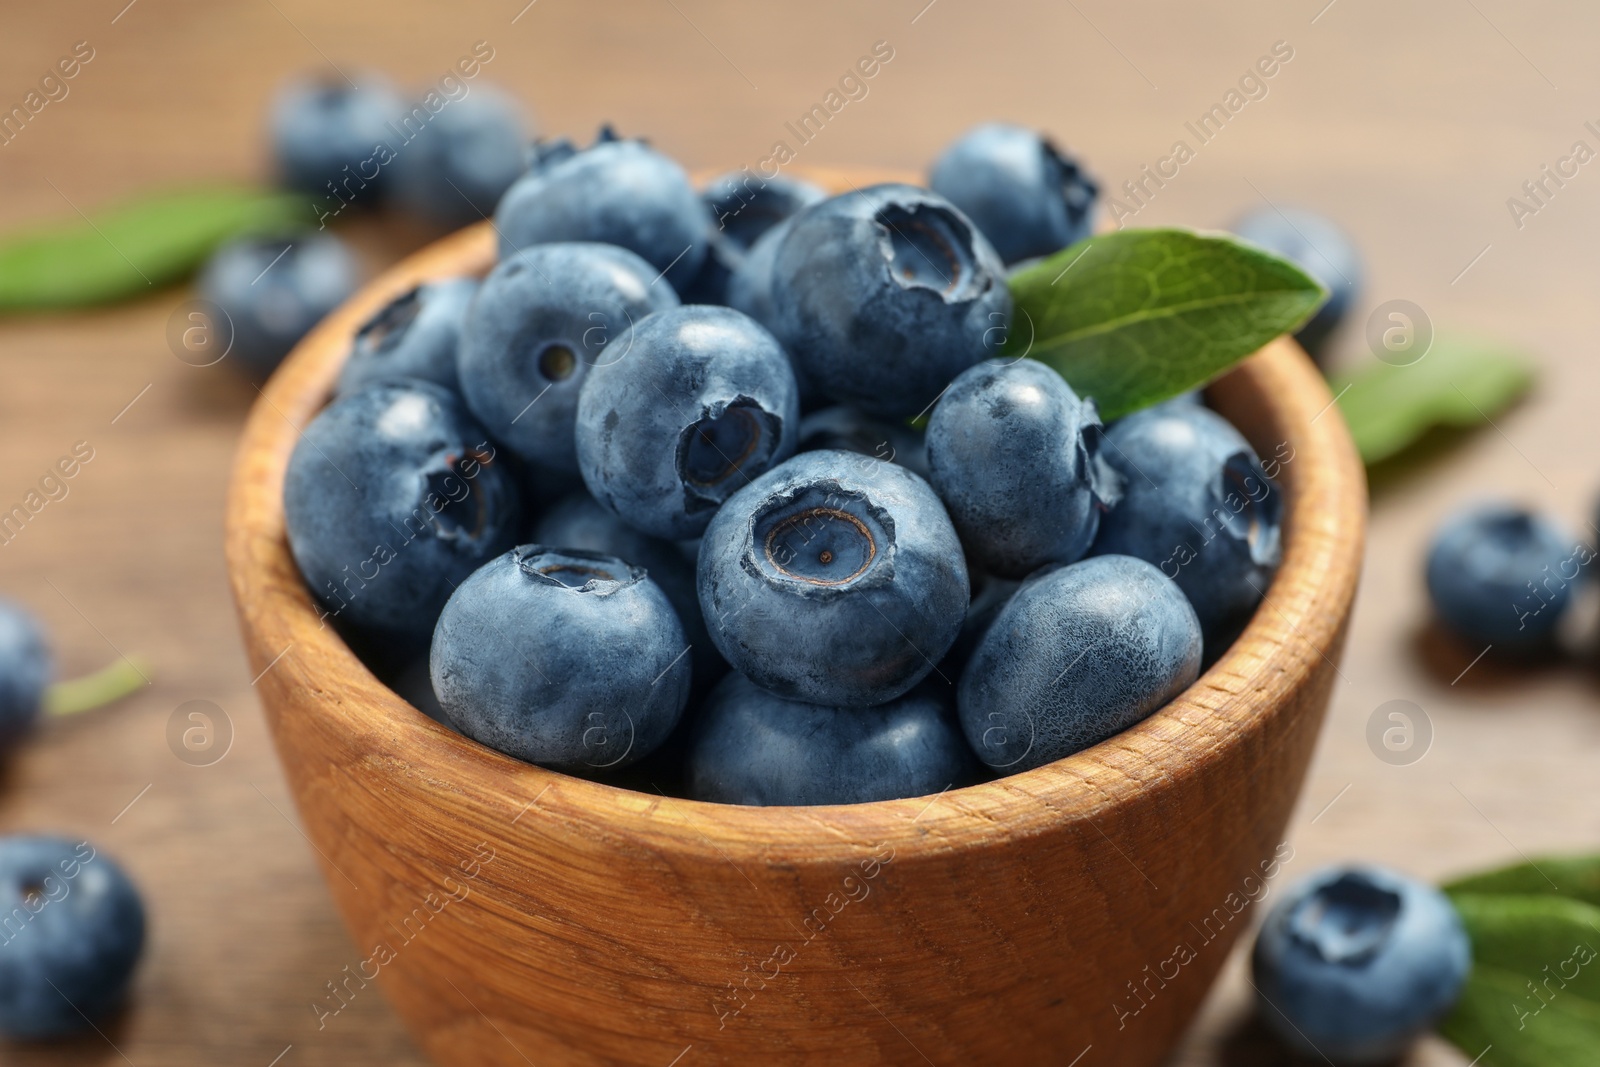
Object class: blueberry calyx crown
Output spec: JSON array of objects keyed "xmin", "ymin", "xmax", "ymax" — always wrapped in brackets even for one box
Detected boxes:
[
  {"xmin": 876, "ymin": 201, "xmax": 984, "ymax": 302},
  {"xmin": 512, "ymin": 544, "xmax": 643, "ymax": 594},
  {"xmin": 677, "ymin": 398, "xmax": 782, "ymax": 510},
  {"xmin": 1286, "ymin": 871, "xmax": 1403, "ymax": 966},
  {"xmin": 419, "ymin": 446, "xmax": 501, "ymax": 544},
  {"xmin": 746, "ymin": 481, "xmax": 896, "ymax": 594}
]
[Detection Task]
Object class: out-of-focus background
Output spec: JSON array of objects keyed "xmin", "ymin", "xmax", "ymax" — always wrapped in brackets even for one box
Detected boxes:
[{"xmin": 1, "ymin": 1, "xmax": 1596, "ymax": 1063}]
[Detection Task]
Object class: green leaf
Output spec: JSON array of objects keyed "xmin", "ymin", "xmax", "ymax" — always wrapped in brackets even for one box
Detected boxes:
[
  {"xmin": 0, "ymin": 187, "xmax": 311, "ymax": 312},
  {"xmin": 1330, "ymin": 336, "xmax": 1537, "ymax": 465},
  {"xmin": 1447, "ymin": 856, "xmax": 1600, "ymax": 911},
  {"xmin": 1005, "ymin": 228, "xmax": 1326, "ymax": 420},
  {"xmin": 1438, "ymin": 892, "xmax": 1600, "ymax": 1067}
]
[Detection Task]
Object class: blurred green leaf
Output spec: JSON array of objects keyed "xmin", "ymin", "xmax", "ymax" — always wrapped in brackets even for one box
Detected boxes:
[
  {"xmin": 1331, "ymin": 337, "xmax": 1537, "ymax": 465},
  {"xmin": 1438, "ymin": 890, "xmax": 1600, "ymax": 1067},
  {"xmin": 0, "ymin": 187, "xmax": 309, "ymax": 312},
  {"xmin": 1006, "ymin": 228, "xmax": 1326, "ymax": 420}
]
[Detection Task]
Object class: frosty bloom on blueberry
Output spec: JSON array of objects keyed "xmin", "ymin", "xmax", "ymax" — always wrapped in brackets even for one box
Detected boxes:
[
  {"xmin": 338, "ymin": 276, "xmax": 478, "ymax": 396},
  {"xmin": 697, "ymin": 450, "xmax": 968, "ymax": 708},
  {"xmin": 458, "ymin": 242, "xmax": 678, "ymax": 475},
  {"xmin": 1425, "ymin": 502, "xmax": 1586, "ymax": 648},
  {"xmin": 768, "ymin": 183, "xmax": 1012, "ymax": 420},
  {"xmin": 284, "ymin": 380, "xmax": 521, "ymax": 645},
  {"xmin": 575, "ymin": 305, "xmax": 799, "ymax": 540},
  {"xmin": 429, "ymin": 546, "xmax": 689, "ymax": 770},
  {"xmin": 927, "ymin": 357, "xmax": 1121, "ymax": 578},
  {"xmin": 1252, "ymin": 865, "xmax": 1470, "ymax": 1065}
]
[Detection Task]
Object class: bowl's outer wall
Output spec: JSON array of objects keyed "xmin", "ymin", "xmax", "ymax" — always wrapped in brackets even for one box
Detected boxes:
[{"xmin": 225, "ymin": 169, "xmax": 1366, "ymax": 1067}]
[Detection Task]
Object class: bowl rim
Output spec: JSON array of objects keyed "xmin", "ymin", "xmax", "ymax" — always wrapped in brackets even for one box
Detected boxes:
[{"xmin": 224, "ymin": 170, "xmax": 1366, "ymax": 862}]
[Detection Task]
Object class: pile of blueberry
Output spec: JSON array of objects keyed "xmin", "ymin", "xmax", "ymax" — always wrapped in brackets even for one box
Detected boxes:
[{"xmin": 282, "ymin": 119, "xmax": 1289, "ymax": 806}]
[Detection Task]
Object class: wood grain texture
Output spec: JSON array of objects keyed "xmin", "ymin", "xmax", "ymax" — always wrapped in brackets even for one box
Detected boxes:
[{"xmin": 224, "ymin": 169, "xmax": 1366, "ymax": 1066}]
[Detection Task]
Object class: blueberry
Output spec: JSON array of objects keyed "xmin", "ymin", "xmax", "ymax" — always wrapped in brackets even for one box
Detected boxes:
[
  {"xmin": 939, "ymin": 571, "xmax": 1020, "ymax": 676},
  {"xmin": 0, "ymin": 835, "xmax": 145, "ymax": 1039},
  {"xmin": 1232, "ymin": 207, "xmax": 1362, "ymax": 362},
  {"xmin": 198, "ymin": 232, "xmax": 360, "ymax": 379},
  {"xmin": 798, "ymin": 405, "xmax": 930, "ymax": 481},
  {"xmin": 768, "ymin": 183, "xmax": 1012, "ymax": 420},
  {"xmin": 337, "ymin": 277, "xmax": 476, "ymax": 396},
  {"xmin": 698, "ymin": 450, "xmax": 968, "ymax": 707},
  {"xmin": 724, "ymin": 214, "xmax": 796, "ymax": 328},
  {"xmin": 1425, "ymin": 502, "xmax": 1582, "ymax": 648},
  {"xmin": 430, "ymin": 545, "xmax": 690, "ymax": 769},
  {"xmin": 392, "ymin": 84, "xmax": 529, "ymax": 226},
  {"xmin": 703, "ymin": 172, "xmax": 826, "ymax": 251},
  {"xmin": 958, "ymin": 555, "xmax": 1200, "ymax": 772},
  {"xmin": 494, "ymin": 129, "xmax": 711, "ymax": 291},
  {"xmin": 928, "ymin": 123, "xmax": 1099, "ymax": 266},
  {"xmin": 1252, "ymin": 865, "xmax": 1471, "ymax": 1065},
  {"xmin": 0, "ymin": 602, "xmax": 50, "ymax": 748},
  {"xmin": 284, "ymin": 380, "xmax": 522, "ymax": 645},
  {"xmin": 532, "ymin": 492, "xmax": 725, "ymax": 689},
  {"xmin": 575, "ymin": 305, "xmax": 799, "ymax": 539},
  {"xmin": 1091, "ymin": 403, "xmax": 1282, "ymax": 654},
  {"xmin": 686, "ymin": 673, "xmax": 978, "ymax": 805},
  {"xmin": 927, "ymin": 358, "xmax": 1121, "ymax": 578},
  {"xmin": 269, "ymin": 73, "xmax": 406, "ymax": 201},
  {"xmin": 458, "ymin": 243, "xmax": 678, "ymax": 475}
]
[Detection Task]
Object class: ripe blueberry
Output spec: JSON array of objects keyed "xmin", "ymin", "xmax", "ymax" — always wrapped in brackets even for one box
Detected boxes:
[
  {"xmin": 458, "ymin": 243, "xmax": 677, "ymax": 475},
  {"xmin": 698, "ymin": 450, "xmax": 968, "ymax": 707},
  {"xmin": 337, "ymin": 276, "xmax": 477, "ymax": 396},
  {"xmin": 198, "ymin": 232, "xmax": 360, "ymax": 379},
  {"xmin": 430, "ymin": 546, "xmax": 690, "ymax": 769},
  {"xmin": 958, "ymin": 555, "xmax": 1201, "ymax": 772},
  {"xmin": 392, "ymin": 84, "xmax": 529, "ymax": 226},
  {"xmin": 686, "ymin": 673, "xmax": 978, "ymax": 805},
  {"xmin": 0, "ymin": 601, "xmax": 50, "ymax": 749},
  {"xmin": 494, "ymin": 128, "xmax": 711, "ymax": 292},
  {"xmin": 1425, "ymin": 502, "xmax": 1583, "ymax": 648},
  {"xmin": 575, "ymin": 305, "xmax": 799, "ymax": 539},
  {"xmin": 928, "ymin": 123, "xmax": 1099, "ymax": 265},
  {"xmin": 768, "ymin": 183, "xmax": 1012, "ymax": 420},
  {"xmin": 1252, "ymin": 865, "xmax": 1470, "ymax": 1065},
  {"xmin": 927, "ymin": 358, "xmax": 1122, "ymax": 578},
  {"xmin": 0, "ymin": 835, "xmax": 145, "ymax": 1039},
  {"xmin": 284, "ymin": 380, "xmax": 522, "ymax": 646},
  {"xmin": 269, "ymin": 73, "xmax": 406, "ymax": 202},
  {"xmin": 1092, "ymin": 403, "xmax": 1283, "ymax": 655}
]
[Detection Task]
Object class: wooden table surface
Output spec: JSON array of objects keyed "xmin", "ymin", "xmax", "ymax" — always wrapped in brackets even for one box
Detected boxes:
[{"xmin": 2, "ymin": 1, "xmax": 1596, "ymax": 1063}]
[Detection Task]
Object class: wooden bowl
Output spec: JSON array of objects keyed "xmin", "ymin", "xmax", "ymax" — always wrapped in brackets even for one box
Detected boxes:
[{"xmin": 225, "ymin": 168, "xmax": 1366, "ymax": 1067}]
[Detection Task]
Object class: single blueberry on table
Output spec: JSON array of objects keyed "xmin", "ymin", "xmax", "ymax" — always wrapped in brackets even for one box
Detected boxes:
[
  {"xmin": 269, "ymin": 73, "xmax": 406, "ymax": 202},
  {"xmin": 798, "ymin": 405, "xmax": 931, "ymax": 481},
  {"xmin": 0, "ymin": 601, "xmax": 51, "ymax": 748},
  {"xmin": 768, "ymin": 183, "xmax": 1012, "ymax": 420},
  {"xmin": 698, "ymin": 450, "xmax": 969, "ymax": 707},
  {"xmin": 392, "ymin": 84, "xmax": 529, "ymax": 226},
  {"xmin": 198, "ymin": 232, "xmax": 360, "ymax": 379},
  {"xmin": 1252, "ymin": 865, "xmax": 1471, "ymax": 1065},
  {"xmin": 686, "ymin": 673, "xmax": 979, "ymax": 806},
  {"xmin": 928, "ymin": 123, "xmax": 1099, "ymax": 266},
  {"xmin": 458, "ymin": 243, "xmax": 677, "ymax": 476},
  {"xmin": 958, "ymin": 555, "xmax": 1201, "ymax": 773},
  {"xmin": 430, "ymin": 545, "xmax": 690, "ymax": 770},
  {"xmin": 284, "ymin": 380, "xmax": 522, "ymax": 646},
  {"xmin": 927, "ymin": 358, "xmax": 1122, "ymax": 578},
  {"xmin": 533, "ymin": 492, "xmax": 725, "ymax": 690},
  {"xmin": 494, "ymin": 128, "xmax": 712, "ymax": 292},
  {"xmin": 0, "ymin": 835, "xmax": 146, "ymax": 1039},
  {"xmin": 337, "ymin": 276, "xmax": 477, "ymax": 396},
  {"xmin": 1232, "ymin": 206, "xmax": 1362, "ymax": 362},
  {"xmin": 1091, "ymin": 403, "xmax": 1283, "ymax": 656},
  {"xmin": 575, "ymin": 305, "xmax": 799, "ymax": 540},
  {"xmin": 1425, "ymin": 502, "xmax": 1583, "ymax": 648}
]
